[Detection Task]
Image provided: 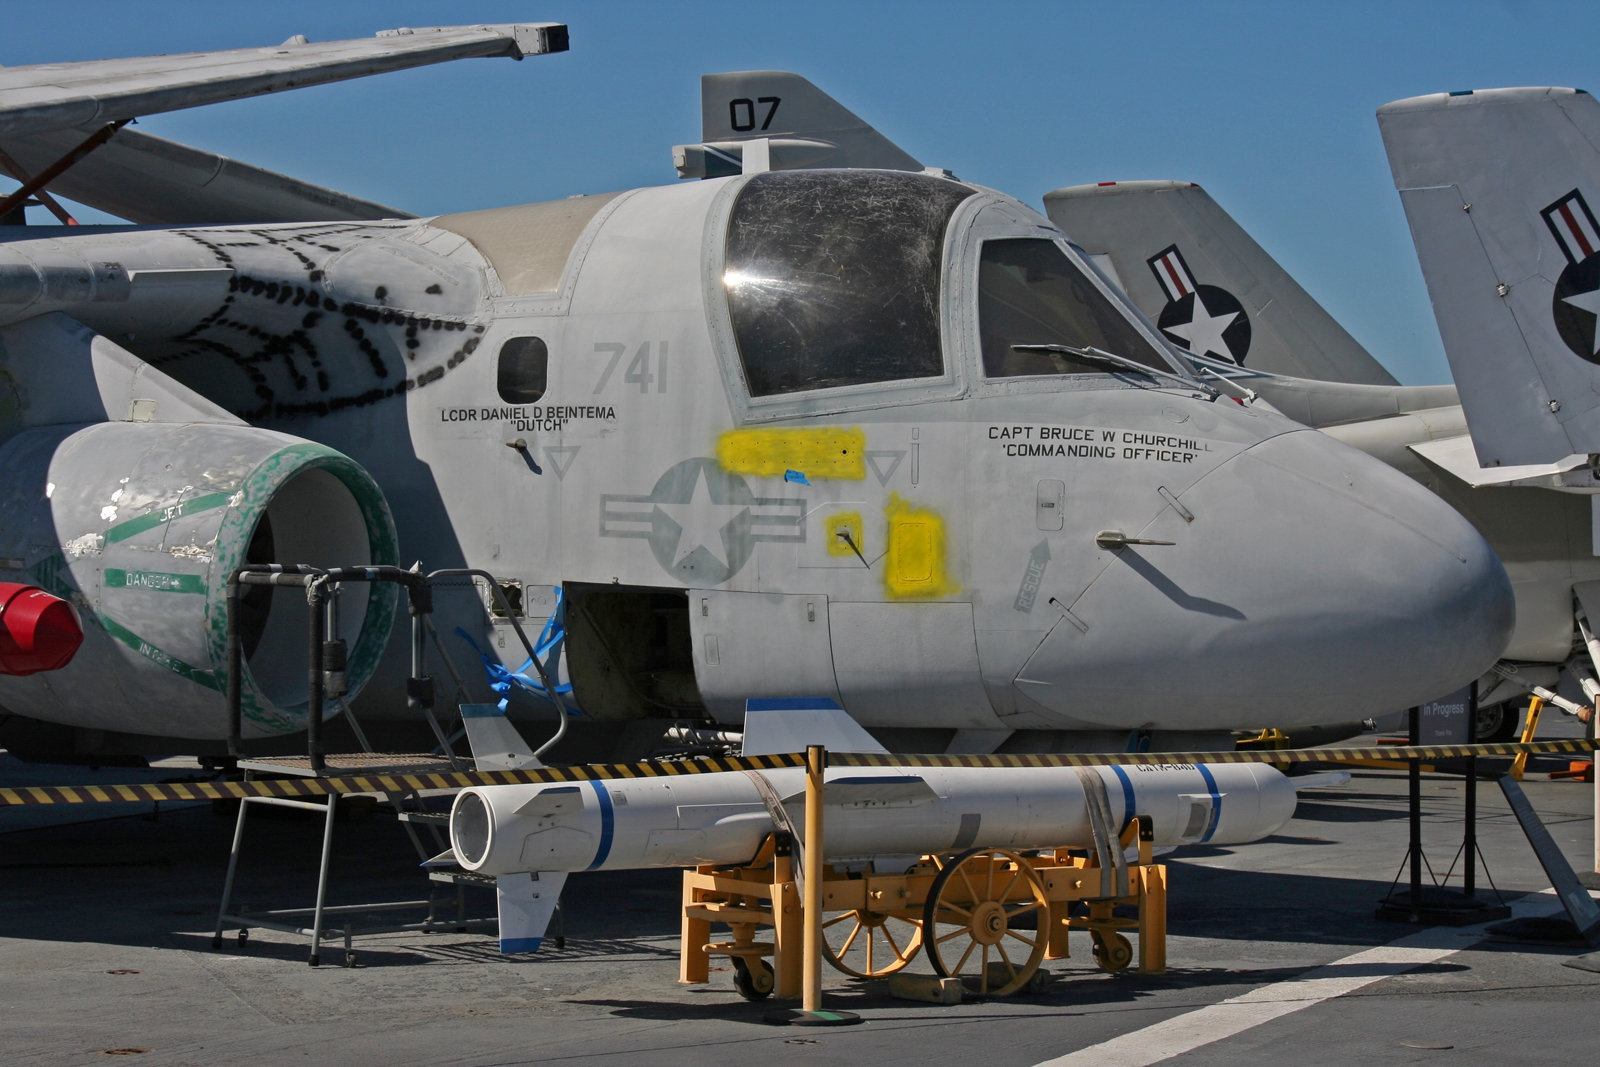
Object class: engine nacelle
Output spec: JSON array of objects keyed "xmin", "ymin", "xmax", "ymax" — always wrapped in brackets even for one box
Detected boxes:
[{"xmin": 0, "ymin": 421, "xmax": 398, "ymax": 739}]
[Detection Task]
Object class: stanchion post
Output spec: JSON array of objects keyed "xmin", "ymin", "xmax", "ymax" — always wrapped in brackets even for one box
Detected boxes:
[
  {"xmin": 764, "ymin": 744, "xmax": 858, "ymax": 1025},
  {"xmin": 1409, "ymin": 705, "xmax": 1422, "ymax": 921},
  {"xmin": 1464, "ymin": 754, "xmax": 1477, "ymax": 899},
  {"xmin": 802, "ymin": 743, "xmax": 825, "ymax": 1014}
]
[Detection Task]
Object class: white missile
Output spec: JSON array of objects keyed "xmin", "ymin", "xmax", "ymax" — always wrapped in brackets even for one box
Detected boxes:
[{"xmin": 449, "ymin": 701, "xmax": 1341, "ymax": 881}]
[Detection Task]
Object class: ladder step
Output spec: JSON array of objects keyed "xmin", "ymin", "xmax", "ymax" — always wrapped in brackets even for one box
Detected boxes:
[{"xmin": 397, "ymin": 811, "xmax": 450, "ymax": 824}]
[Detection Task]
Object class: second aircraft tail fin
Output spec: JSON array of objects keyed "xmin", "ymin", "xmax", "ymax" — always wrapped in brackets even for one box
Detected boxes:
[
  {"xmin": 1379, "ymin": 86, "xmax": 1600, "ymax": 467},
  {"xmin": 1042, "ymin": 180, "xmax": 1398, "ymax": 386}
]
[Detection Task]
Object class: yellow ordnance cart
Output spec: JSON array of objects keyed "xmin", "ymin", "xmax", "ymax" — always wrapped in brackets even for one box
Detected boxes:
[{"xmin": 680, "ymin": 817, "xmax": 1166, "ymax": 999}]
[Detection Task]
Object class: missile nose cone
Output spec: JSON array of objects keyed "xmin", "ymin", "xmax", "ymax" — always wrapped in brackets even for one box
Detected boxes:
[{"xmin": 1016, "ymin": 430, "xmax": 1513, "ymax": 726}]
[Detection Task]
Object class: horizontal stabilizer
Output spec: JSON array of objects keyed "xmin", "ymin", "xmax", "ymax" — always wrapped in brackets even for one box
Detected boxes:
[
  {"xmin": 1409, "ymin": 434, "xmax": 1593, "ymax": 489},
  {"xmin": 1379, "ymin": 87, "xmax": 1600, "ymax": 466},
  {"xmin": 1042, "ymin": 180, "xmax": 1397, "ymax": 385},
  {"xmin": 0, "ymin": 127, "xmax": 410, "ymax": 225},
  {"xmin": 462, "ymin": 703, "xmax": 542, "ymax": 770},
  {"xmin": 674, "ymin": 71, "xmax": 921, "ymax": 179},
  {"xmin": 496, "ymin": 870, "xmax": 566, "ymax": 953},
  {"xmin": 741, "ymin": 697, "xmax": 888, "ymax": 756},
  {"xmin": 0, "ymin": 23, "xmax": 567, "ymax": 139},
  {"xmin": 1186, "ymin": 351, "xmax": 1456, "ymax": 427}
]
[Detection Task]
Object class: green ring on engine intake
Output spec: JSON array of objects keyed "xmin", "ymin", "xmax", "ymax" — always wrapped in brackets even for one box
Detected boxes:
[{"xmin": 205, "ymin": 442, "xmax": 400, "ymax": 735}]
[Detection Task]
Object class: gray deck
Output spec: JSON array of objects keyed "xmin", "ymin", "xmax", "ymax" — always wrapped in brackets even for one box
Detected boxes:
[{"xmin": 1, "ymin": 734, "xmax": 1595, "ymax": 1066}]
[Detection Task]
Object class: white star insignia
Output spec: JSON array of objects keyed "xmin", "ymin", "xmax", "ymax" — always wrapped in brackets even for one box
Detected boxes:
[
  {"xmin": 1166, "ymin": 291, "xmax": 1240, "ymax": 362},
  {"xmin": 1562, "ymin": 286, "xmax": 1600, "ymax": 354},
  {"xmin": 655, "ymin": 467, "xmax": 748, "ymax": 568}
]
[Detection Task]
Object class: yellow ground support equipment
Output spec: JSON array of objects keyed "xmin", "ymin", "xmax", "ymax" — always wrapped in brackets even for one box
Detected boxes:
[{"xmin": 680, "ymin": 817, "xmax": 1166, "ymax": 1000}]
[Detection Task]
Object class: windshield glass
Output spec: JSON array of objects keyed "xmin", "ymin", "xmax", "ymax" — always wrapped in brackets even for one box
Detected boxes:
[
  {"xmin": 723, "ymin": 170, "xmax": 974, "ymax": 396},
  {"xmin": 979, "ymin": 238, "xmax": 1170, "ymax": 378}
]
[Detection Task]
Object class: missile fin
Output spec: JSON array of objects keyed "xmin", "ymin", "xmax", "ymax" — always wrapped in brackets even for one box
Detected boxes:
[
  {"xmin": 496, "ymin": 871, "xmax": 568, "ymax": 954},
  {"xmin": 512, "ymin": 786, "xmax": 583, "ymax": 818},
  {"xmin": 742, "ymin": 697, "xmax": 888, "ymax": 756},
  {"xmin": 462, "ymin": 702, "xmax": 543, "ymax": 770}
]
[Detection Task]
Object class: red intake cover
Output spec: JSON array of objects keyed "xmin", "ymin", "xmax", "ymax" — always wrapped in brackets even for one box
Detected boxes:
[{"xmin": 0, "ymin": 583, "xmax": 84, "ymax": 675}]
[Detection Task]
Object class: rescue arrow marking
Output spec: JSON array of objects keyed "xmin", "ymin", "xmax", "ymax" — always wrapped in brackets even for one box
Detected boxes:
[{"xmin": 1014, "ymin": 539, "xmax": 1051, "ymax": 613}]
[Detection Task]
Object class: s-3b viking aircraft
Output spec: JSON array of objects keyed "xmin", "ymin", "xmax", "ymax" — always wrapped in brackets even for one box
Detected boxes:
[{"xmin": 0, "ymin": 29, "xmax": 1514, "ymax": 764}]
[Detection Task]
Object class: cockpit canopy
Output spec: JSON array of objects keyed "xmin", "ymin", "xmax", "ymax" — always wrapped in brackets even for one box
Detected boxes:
[
  {"xmin": 723, "ymin": 170, "xmax": 971, "ymax": 396},
  {"xmin": 720, "ymin": 170, "xmax": 1177, "ymax": 401}
]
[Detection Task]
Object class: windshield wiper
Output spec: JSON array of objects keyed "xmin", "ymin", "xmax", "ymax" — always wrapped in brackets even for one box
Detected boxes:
[{"xmin": 1011, "ymin": 344, "xmax": 1215, "ymax": 396}]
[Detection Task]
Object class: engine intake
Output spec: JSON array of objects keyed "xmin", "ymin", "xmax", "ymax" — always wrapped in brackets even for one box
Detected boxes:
[{"xmin": 0, "ymin": 421, "xmax": 398, "ymax": 739}]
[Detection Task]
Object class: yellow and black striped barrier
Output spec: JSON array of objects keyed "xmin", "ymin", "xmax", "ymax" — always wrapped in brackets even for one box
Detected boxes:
[{"xmin": 1, "ymin": 739, "xmax": 1592, "ymax": 807}]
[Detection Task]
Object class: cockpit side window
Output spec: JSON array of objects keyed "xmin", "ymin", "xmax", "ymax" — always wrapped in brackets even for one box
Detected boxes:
[
  {"xmin": 497, "ymin": 336, "xmax": 548, "ymax": 404},
  {"xmin": 723, "ymin": 171, "xmax": 974, "ymax": 397},
  {"xmin": 979, "ymin": 238, "xmax": 1167, "ymax": 378}
]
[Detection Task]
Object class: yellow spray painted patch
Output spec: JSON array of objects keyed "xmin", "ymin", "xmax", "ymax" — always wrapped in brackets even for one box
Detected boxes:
[
  {"xmin": 883, "ymin": 494, "xmax": 957, "ymax": 598},
  {"xmin": 716, "ymin": 427, "xmax": 866, "ymax": 481},
  {"xmin": 825, "ymin": 511, "xmax": 864, "ymax": 558}
]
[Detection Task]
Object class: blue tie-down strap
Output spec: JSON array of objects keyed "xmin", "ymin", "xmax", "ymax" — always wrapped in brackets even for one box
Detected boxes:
[{"xmin": 457, "ymin": 587, "xmax": 578, "ymax": 715}]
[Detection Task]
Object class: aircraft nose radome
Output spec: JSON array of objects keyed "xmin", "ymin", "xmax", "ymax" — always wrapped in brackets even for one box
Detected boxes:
[{"xmin": 1015, "ymin": 429, "xmax": 1514, "ymax": 728}]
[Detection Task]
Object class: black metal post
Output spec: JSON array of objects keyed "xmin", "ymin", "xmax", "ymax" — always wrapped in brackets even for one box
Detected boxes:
[
  {"xmin": 226, "ymin": 570, "xmax": 243, "ymax": 758},
  {"xmin": 306, "ymin": 582, "xmax": 326, "ymax": 773},
  {"xmin": 1464, "ymin": 755, "xmax": 1477, "ymax": 899},
  {"xmin": 1409, "ymin": 705, "xmax": 1422, "ymax": 921}
]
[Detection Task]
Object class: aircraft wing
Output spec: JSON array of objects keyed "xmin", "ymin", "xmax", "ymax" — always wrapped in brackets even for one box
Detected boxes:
[
  {"xmin": 0, "ymin": 126, "xmax": 410, "ymax": 225},
  {"xmin": 0, "ymin": 23, "xmax": 567, "ymax": 138}
]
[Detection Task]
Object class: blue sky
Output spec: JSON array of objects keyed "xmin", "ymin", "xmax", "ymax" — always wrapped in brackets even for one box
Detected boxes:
[{"xmin": 2, "ymin": 1, "xmax": 1595, "ymax": 384}]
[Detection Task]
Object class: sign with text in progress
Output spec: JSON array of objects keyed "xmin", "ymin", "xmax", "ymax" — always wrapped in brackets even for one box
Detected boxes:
[{"xmin": 1419, "ymin": 683, "xmax": 1475, "ymax": 745}]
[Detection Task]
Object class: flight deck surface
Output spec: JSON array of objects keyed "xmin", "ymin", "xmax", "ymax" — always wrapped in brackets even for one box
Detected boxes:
[{"xmin": 2, "ymin": 736, "xmax": 1595, "ymax": 1066}]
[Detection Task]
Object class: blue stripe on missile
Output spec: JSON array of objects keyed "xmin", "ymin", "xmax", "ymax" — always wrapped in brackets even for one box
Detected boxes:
[
  {"xmin": 1195, "ymin": 763, "xmax": 1222, "ymax": 842},
  {"xmin": 584, "ymin": 779, "xmax": 615, "ymax": 871},
  {"xmin": 1109, "ymin": 764, "xmax": 1137, "ymax": 833},
  {"xmin": 500, "ymin": 936, "xmax": 543, "ymax": 953}
]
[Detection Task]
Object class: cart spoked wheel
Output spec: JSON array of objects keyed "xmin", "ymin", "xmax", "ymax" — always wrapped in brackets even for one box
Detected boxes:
[
  {"xmin": 1091, "ymin": 931, "xmax": 1133, "ymax": 972},
  {"xmin": 732, "ymin": 957, "xmax": 775, "ymax": 1001},
  {"xmin": 821, "ymin": 909, "xmax": 924, "ymax": 978},
  {"xmin": 922, "ymin": 847, "xmax": 1049, "ymax": 995}
]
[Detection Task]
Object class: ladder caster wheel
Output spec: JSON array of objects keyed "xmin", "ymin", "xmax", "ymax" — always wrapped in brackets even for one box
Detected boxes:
[
  {"xmin": 237, "ymin": 929, "xmax": 249, "ymax": 947},
  {"xmin": 344, "ymin": 952, "xmax": 357, "ymax": 968},
  {"xmin": 554, "ymin": 936, "xmax": 566, "ymax": 950},
  {"xmin": 309, "ymin": 954, "xmax": 320, "ymax": 968},
  {"xmin": 210, "ymin": 936, "xmax": 222, "ymax": 950},
  {"xmin": 732, "ymin": 958, "xmax": 775, "ymax": 1001},
  {"xmin": 1091, "ymin": 932, "xmax": 1133, "ymax": 973}
]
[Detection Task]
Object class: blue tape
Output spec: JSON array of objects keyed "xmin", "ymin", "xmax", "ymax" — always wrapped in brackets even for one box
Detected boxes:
[
  {"xmin": 455, "ymin": 586, "xmax": 577, "ymax": 714},
  {"xmin": 1109, "ymin": 764, "xmax": 1137, "ymax": 833},
  {"xmin": 784, "ymin": 469, "xmax": 810, "ymax": 485},
  {"xmin": 500, "ymin": 936, "xmax": 543, "ymax": 953},
  {"xmin": 584, "ymin": 779, "xmax": 614, "ymax": 871},
  {"xmin": 1195, "ymin": 763, "xmax": 1223, "ymax": 843}
]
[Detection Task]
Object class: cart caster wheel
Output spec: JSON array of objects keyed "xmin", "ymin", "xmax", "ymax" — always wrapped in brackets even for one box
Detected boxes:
[
  {"xmin": 732, "ymin": 958, "xmax": 775, "ymax": 1001},
  {"xmin": 344, "ymin": 952, "xmax": 356, "ymax": 968},
  {"xmin": 237, "ymin": 929, "xmax": 249, "ymax": 947},
  {"xmin": 1091, "ymin": 932, "xmax": 1133, "ymax": 973}
]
